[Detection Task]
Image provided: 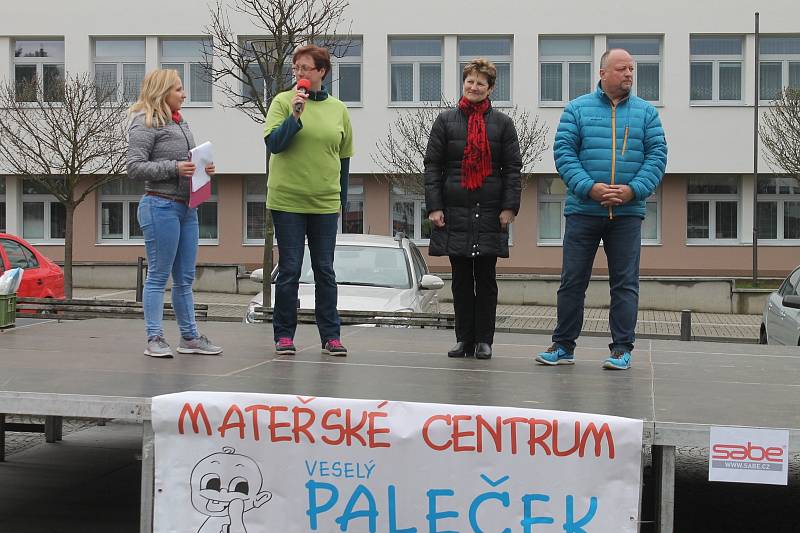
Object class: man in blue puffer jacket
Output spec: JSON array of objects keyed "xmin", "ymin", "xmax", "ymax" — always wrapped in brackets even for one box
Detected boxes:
[{"xmin": 536, "ymin": 48, "xmax": 667, "ymax": 370}]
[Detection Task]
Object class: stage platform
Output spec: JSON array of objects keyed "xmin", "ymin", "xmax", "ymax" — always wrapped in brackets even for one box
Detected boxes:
[{"xmin": 1, "ymin": 318, "xmax": 799, "ymax": 532}]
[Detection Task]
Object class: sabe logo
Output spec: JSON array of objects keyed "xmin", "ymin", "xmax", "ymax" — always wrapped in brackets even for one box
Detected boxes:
[{"xmin": 711, "ymin": 442, "xmax": 784, "ymax": 463}]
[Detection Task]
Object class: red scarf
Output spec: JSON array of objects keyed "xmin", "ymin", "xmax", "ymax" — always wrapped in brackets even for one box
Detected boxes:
[
  {"xmin": 171, "ymin": 111, "xmax": 182, "ymax": 124},
  {"xmin": 457, "ymin": 96, "xmax": 492, "ymax": 190}
]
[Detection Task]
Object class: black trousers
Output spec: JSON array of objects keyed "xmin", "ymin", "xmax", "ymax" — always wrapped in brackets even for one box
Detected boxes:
[{"xmin": 449, "ymin": 255, "xmax": 498, "ymax": 345}]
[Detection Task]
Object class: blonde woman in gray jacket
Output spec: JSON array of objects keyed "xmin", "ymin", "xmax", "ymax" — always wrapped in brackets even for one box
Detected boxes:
[{"xmin": 127, "ymin": 68, "xmax": 222, "ymax": 358}]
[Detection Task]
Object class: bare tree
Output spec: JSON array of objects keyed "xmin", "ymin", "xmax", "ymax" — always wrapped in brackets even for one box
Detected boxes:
[
  {"xmin": 0, "ymin": 74, "xmax": 129, "ymax": 298},
  {"xmin": 203, "ymin": 0, "xmax": 351, "ymax": 303},
  {"xmin": 373, "ymin": 100, "xmax": 549, "ymax": 195},
  {"xmin": 760, "ymin": 87, "xmax": 800, "ymax": 180}
]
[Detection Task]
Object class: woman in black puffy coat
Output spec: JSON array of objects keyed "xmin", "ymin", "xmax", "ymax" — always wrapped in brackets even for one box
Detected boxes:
[{"xmin": 424, "ymin": 58, "xmax": 522, "ymax": 360}]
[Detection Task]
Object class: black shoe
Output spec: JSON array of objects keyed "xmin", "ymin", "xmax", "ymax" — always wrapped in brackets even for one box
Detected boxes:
[
  {"xmin": 447, "ymin": 342, "xmax": 474, "ymax": 358},
  {"xmin": 475, "ymin": 343, "xmax": 492, "ymax": 359}
]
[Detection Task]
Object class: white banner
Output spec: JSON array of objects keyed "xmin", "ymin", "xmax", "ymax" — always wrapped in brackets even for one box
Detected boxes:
[
  {"xmin": 709, "ymin": 426, "xmax": 789, "ymax": 485},
  {"xmin": 152, "ymin": 392, "xmax": 643, "ymax": 532}
]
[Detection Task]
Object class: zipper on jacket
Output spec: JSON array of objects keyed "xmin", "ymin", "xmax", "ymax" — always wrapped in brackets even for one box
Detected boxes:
[{"xmin": 609, "ymin": 104, "xmax": 616, "ymax": 219}]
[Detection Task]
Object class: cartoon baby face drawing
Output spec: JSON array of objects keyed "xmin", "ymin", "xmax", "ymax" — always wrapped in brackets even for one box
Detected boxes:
[{"xmin": 190, "ymin": 447, "xmax": 272, "ymax": 533}]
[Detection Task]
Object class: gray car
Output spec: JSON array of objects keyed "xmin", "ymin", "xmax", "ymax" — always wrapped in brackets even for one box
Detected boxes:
[
  {"xmin": 245, "ymin": 234, "xmax": 444, "ymax": 323},
  {"xmin": 760, "ymin": 265, "xmax": 800, "ymax": 345}
]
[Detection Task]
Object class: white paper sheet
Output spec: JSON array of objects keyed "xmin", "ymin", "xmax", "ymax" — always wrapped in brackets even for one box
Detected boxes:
[{"xmin": 189, "ymin": 141, "xmax": 213, "ymax": 192}]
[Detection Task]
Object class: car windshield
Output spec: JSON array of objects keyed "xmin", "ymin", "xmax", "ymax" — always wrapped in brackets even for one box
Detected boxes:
[{"xmin": 276, "ymin": 245, "xmax": 412, "ymax": 289}]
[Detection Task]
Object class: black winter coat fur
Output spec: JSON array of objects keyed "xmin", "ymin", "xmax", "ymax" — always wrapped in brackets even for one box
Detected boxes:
[{"xmin": 424, "ymin": 105, "xmax": 522, "ymax": 258}]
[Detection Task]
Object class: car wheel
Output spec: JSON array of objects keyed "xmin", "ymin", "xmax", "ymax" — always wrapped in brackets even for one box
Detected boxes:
[{"xmin": 758, "ymin": 325, "xmax": 768, "ymax": 345}]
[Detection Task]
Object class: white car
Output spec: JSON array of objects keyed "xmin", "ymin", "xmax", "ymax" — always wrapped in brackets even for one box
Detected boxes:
[
  {"xmin": 245, "ymin": 234, "xmax": 444, "ymax": 323},
  {"xmin": 760, "ymin": 265, "xmax": 800, "ymax": 345}
]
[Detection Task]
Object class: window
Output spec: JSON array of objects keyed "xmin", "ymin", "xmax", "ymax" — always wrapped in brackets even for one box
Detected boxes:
[
  {"xmin": 13, "ymin": 40, "xmax": 65, "ymax": 102},
  {"xmin": 687, "ymin": 175, "xmax": 740, "ymax": 241},
  {"xmin": 538, "ymin": 176, "xmax": 660, "ymax": 243},
  {"xmin": 244, "ymin": 175, "xmax": 267, "ymax": 242},
  {"xmin": 0, "ymin": 239, "xmax": 39, "ymax": 270},
  {"xmin": 458, "ymin": 37, "xmax": 512, "ymax": 104},
  {"xmin": 98, "ymin": 179, "xmax": 145, "ymax": 241},
  {"xmin": 778, "ymin": 267, "xmax": 800, "ymax": 297},
  {"xmin": 322, "ymin": 38, "xmax": 362, "ymax": 104},
  {"xmin": 22, "ymin": 179, "xmax": 64, "ymax": 242},
  {"xmin": 161, "ymin": 38, "xmax": 212, "ymax": 104},
  {"xmin": 342, "ymin": 177, "xmax": 364, "ymax": 234},
  {"xmin": 389, "ymin": 38, "xmax": 443, "ymax": 104},
  {"xmin": 642, "ymin": 190, "xmax": 660, "ymax": 243},
  {"xmin": 93, "ymin": 39, "xmax": 146, "ymax": 102},
  {"xmin": 538, "ymin": 176, "xmax": 567, "ymax": 242},
  {"xmin": 539, "ymin": 37, "xmax": 592, "ymax": 104},
  {"xmin": 0, "ymin": 177, "xmax": 5, "ymax": 233},
  {"xmin": 197, "ymin": 179, "xmax": 219, "ymax": 241},
  {"xmin": 607, "ymin": 36, "xmax": 662, "ymax": 102},
  {"xmin": 240, "ymin": 39, "xmax": 293, "ymax": 105},
  {"xmin": 759, "ymin": 36, "xmax": 800, "ymax": 101},
  {"xmin": 756, "ymin": 175, "xmax": 800, "ymax": 241},
  {"xmin": 391, "ymin": 185, "xmax": 431, "ymax": 241},
  {"xmin": 690, "ymin": 36, "xmax": 743, "ymax": 102},
  {"xmin": 409, "ymin": 243, "xmax": 429, "ymax": 283}
]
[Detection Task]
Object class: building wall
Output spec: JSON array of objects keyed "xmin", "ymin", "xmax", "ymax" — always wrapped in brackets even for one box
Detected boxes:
[{"xmin": 1, "ymin": 0, "xmax": 799, "ymax": 277}]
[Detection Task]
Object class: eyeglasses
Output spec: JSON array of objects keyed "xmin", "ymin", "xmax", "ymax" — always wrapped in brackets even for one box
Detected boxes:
[{"xmin": 291, "ymin": 65, "xmax": 317, "ymax": 73}]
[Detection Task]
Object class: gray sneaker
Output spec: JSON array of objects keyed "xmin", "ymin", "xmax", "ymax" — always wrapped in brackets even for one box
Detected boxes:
[
  {"xmin": 144, "ymin": 336, "xmax": 173, "ymax": 358},
  {"xmin": 177, "ymin": 335, "xmax": 223, "ymax": 355}
]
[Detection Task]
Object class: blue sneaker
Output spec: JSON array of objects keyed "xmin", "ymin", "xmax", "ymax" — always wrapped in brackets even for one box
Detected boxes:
[
  {"xmin": 535, "ymin": 344, "xmax": 575, "ymax": 366},
  {"xmin": 603, "ymin": 350, "xmax": 632, "ymax": 370}
]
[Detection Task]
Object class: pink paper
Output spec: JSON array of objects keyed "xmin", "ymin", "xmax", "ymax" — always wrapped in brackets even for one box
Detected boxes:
[{"xmin": 189, "ymin": 180, "xmax": 211, "ymax": 208}]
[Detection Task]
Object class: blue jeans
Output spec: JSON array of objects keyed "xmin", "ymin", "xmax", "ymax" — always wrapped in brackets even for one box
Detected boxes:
[
  {"xmin": 137, "ymin": 195, "xmax": 199, "ymax": 340},
  {"xmin": 271, "ymin": 210, "xmax": 340, "ymax": 344},
  {"xmin": 553, "ymin": 214, "xmax": 642, "ymax": 353}
]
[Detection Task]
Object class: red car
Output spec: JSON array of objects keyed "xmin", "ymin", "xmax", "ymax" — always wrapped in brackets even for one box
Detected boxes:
[{"xmin": 0, "ymin": 233, "xmax": 65, "ymax": 299}]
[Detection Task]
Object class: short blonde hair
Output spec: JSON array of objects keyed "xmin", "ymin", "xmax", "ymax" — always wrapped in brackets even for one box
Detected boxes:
[
  {"xmin": 462, "ymin": 58, "xmax": 497, "ymax": 88},
  {"xmin": 128, "ymin": 69, "xmax": 181, "ymax": 128}
]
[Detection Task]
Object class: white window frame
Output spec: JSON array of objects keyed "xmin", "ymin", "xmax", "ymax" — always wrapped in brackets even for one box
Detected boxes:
[
  {"xmin": 538, "ymin": 36, "xmax": 593, "ymax": 107},
  {"xmin": 21, "ymin": 181, "xmax": 64, "ymax": 244},
  {"xmin": 196, "ymin": 183, "xmax": 219, "ymax": 244},
  {"xmin": 12, "ymin": 39, "xmax": 65, "ymax": 102},
  {"xmin": 689, "ymin": 35, "xmax": 744, "ymax": 104},
  {"xmin": 340, "ymin": 176, "xmax": 364, "ymax": 234},
  {"xmin": 607, "ymin": 36, "xmax": 663, "ymax": 104},
  {"xmin": 756, "ymin": 176, "xmax": 800, "ymax": 243},
  {"xmin": 537, "ymin": 176, "xmax": 567, "ymax": 244},
  {"xmin": 686, "ymin": 176, "xmax": 741, "ymax": 244},
  {"xmin": 322, "ymin": 37, "xmax": 363, "ymax": 106},
  {"xmin": 390, "ymin": 186, "xmax": 430, "ymax": 243},
  {"xmin": 641, "ymin": 190, "xmax": 661, "ymax": 244},
  {"xmin": 93, "ymin": 38, "xmax": 146, "ymax": 103},
  {"xmin": 160, "ymin": 38, "xmax": 213, "ymax": 106},
  {"xmin": 238, "ymin": 38, "xmax": 293, "ymax": 107},
  {"xmin": 388, "ymin": 37, "xmax": 444, "ymax": 106},
  {"xmin": 97, "ymin": 180, "xmax": 145, "ymax": 243},
  {"xmin": 457, "ymin": 36, "xmax": 513, "ymax": 106},
  {"xmin": 759, "ymin": 36, "xmax": 800, "ymax": 104},
  {"xmin": 243, "ymin": 175, "xmax": 267, "ymax": 245}
]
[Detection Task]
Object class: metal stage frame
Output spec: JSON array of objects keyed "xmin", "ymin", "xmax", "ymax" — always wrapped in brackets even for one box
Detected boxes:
[{"xmin": 1, "ymin": 318, "xmax": 799, "ymax": 532}]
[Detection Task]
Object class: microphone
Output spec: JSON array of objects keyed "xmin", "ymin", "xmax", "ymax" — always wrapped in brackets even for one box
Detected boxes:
[{"xmin": 294, "ymin": 79, "xmax": 311, "ymax": 114}]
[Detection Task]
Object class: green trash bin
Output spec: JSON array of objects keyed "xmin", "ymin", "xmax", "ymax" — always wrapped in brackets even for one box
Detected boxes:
[{"xmin": 0, "ymin": 294, "xmax": 17, "ymax": 328}]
